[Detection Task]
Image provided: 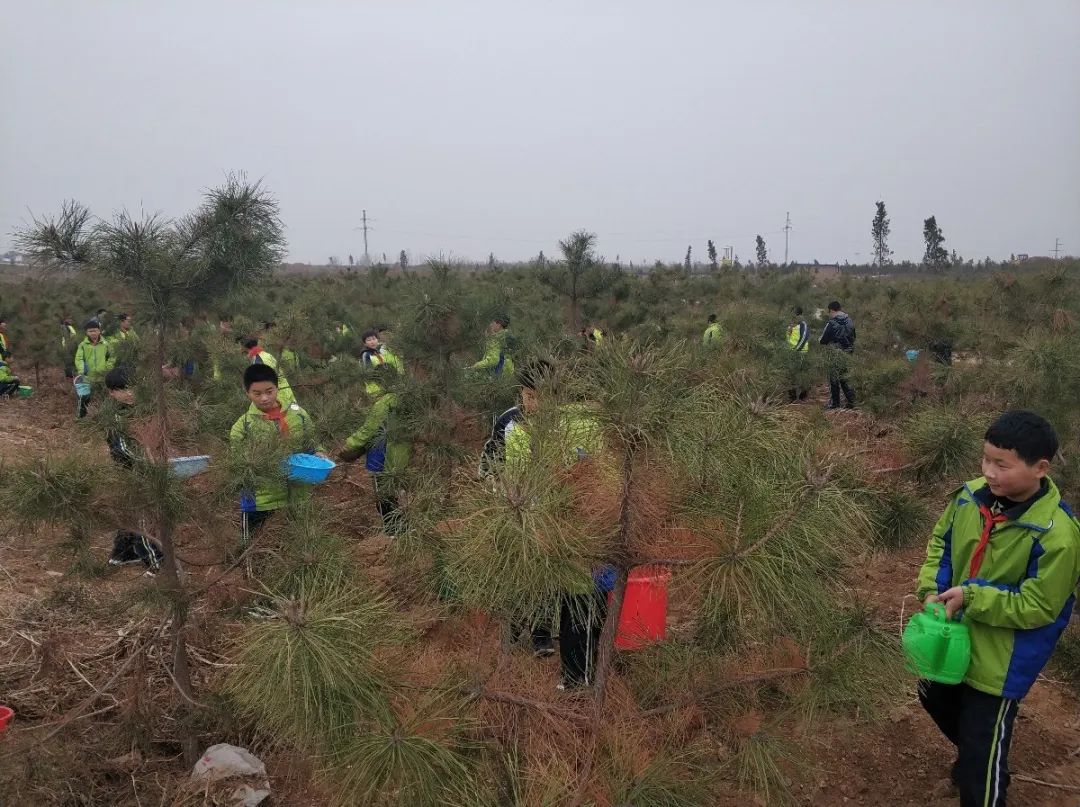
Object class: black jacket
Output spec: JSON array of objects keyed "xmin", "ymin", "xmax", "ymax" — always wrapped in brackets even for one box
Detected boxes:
[{"xmin": 820, "ymin": 312, "xmax": 855, "ymax": 352}]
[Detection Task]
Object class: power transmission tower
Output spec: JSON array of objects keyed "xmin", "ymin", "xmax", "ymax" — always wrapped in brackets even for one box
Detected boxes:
[
  {"xmin": 354, "ymin": 210, "xmax": 374, "ymax": 266},
  {"xmin": 783, "ymin": 212, "xmax": 792, "ymax": 264},
  {"xmin": 1053, "ymin": 238, "xmax": 1062, "ymax": 260}
]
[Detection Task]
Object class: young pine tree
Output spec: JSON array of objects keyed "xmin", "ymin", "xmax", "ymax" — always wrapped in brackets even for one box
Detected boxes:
[{"xmin": 16, "ymin": 175, "xmax": 286, "ymax": 763}]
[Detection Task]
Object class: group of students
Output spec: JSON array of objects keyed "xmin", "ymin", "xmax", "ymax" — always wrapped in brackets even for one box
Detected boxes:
[
  {"xmin": 702, "ymin": 300, "xmax": 857, "ymax": 409},
  {"xmin": 17, "ymin": 301, "xmax": 1080, "ymax": 804}
]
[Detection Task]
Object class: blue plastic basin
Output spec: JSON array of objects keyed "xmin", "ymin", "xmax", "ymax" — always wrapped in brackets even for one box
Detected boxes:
[
  {"xmin": 905, "ymin": 349, "xmax": 920, "ymax": 362},
  {"xmin": 286, "ymin": 453, "xmax": 335, "ymax": 484}
]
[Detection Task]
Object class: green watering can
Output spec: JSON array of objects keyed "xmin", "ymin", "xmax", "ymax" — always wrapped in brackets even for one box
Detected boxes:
[{"xmin": 902, "ymin": 601, "xmax": 971, "ymax": 684}]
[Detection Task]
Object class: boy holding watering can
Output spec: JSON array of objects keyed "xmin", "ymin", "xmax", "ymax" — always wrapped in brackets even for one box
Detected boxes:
[{"xmin": 914, "ymin": 411, "xmax": 1080, "ymax": 807}]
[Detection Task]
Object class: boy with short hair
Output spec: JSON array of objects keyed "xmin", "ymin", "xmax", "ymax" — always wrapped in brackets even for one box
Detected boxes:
[
  {"xmin": 229, "ymin": 364, "xmax": 321, "ymax": 540},
  {"xmin": 74, "ymin": 319, "xmax": 116, "ymax": 418},
  {"xmin": 113, "ymin": 312, "xmax": 137, "ymax": 342},
  {"xmin": 915, "ymin": 410, "xmax": 1080, "ymax": 806},
  {"xmin": 242, "ymin": 335, "xmax": 296, "ymax": 407},
  {"xmin": 819, "ymin": 300, "xmax": 856, "ymax": 410}
]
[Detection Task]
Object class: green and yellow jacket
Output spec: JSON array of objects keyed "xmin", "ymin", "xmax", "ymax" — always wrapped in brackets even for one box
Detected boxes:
[
  {"xmin": 916, "ymin": 476, "xmax": 1080, "ymax": 699},
  {"xmin": 504, "ymin": 403, "xmax": 603, "ymax": 473},
  {"xmin": 345, "ymin": 392, "xmax": 411, "ymax": 474},
  {"xmin": 702, "ymin": 323, "xmax": 723, "ymax": 347},
  {"xmin": 786, "ymin": 320, "xmax": 809, "ymax": 352},
  {"xmin": 472, "ymin": 330, "xmax": 515, "ymax": 377},
  {"xmin": 74, "ymin": 337, "xmax": 115, "ymax": 380},
  {"xmin": 229, "ymin": 400, "xmax": 320, "ymax": 512}
]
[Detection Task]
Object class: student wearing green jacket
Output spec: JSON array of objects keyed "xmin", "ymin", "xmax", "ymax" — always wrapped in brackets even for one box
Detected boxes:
[
  {"xmin": 502, "ymin": 363, "xmax": 609, "ymax": 689},
  {"xmin": 471, "ymin": 316, "xmax": 515, "ymax": 378},
  {"xmin": 242, "ymin": 336, "xmax": 296, "ymax": 407},
  {"xmin": 702, "ymin": 314, "xmax": 723, "ymax": 348},
  {"xmin": 337, "ymin": 365, "xmax": 411, "ymax": 535},
  {"xmin": 0, "ymin": 356, "xmax": 19, "ymax": 397},
  {"xmin": 112, "ymin": 312, "xmax": 138, "ymax": 342},
  {"xmin": 915, "ymin": 411, "xmax": 1080, "ymax": 806},
  {"xmin": 229, "ymin": 364, "xmax": 322, "ymax": 540},
  {"xmin": 74, "ymin": 319, "xmax": 115, "ymax": 418}
]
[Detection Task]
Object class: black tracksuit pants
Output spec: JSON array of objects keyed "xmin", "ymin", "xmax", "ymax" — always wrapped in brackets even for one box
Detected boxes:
[
  {"xmin": 373, "ymin": 473, "xmax": 403, "ymax": 535},
  {"xmin": 918, "ymin": 680, "xmax": 1019, "ymax": 807},
  {"xmin": 559, "ymin": 590, "xmax": 608, "ymax": 687}
]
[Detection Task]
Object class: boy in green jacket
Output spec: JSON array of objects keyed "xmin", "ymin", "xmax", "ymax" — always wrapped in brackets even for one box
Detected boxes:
[
  {"xmin": 74, "ymin": 319, "xmax": 116, "ymax": 418},
  {"xmin": 337, "ymin": 365, "xmax": 411, "ymax": 535},
  {"xmin": 229, "ymin": 364, "xmax": 322, "ymax": 540},
  {"xmin": 470, "ymin": 316, "xmax": 515, "ymax": 378},
  {"xmin": 915, "ymin": 410, "xmax": 1080, "ymax": 806}
]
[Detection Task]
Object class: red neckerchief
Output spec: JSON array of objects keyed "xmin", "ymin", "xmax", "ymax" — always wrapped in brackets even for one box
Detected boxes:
[
  {"xmin": 247, "ymin": 346, "xmax": 263, "ymax": 360},
  {"xmin": 970, "ymin": 503, "xmax": 1009, "ymax": 578},
  {"xmin": 262, "ymin": 405, "xmax": 289, "ymax": 436}
]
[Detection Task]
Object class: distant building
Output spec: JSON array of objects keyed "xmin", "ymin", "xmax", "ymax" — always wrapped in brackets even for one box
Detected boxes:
[{"xmin": 794, "ymin": 263, "xmax": 841, "ymax": 281}]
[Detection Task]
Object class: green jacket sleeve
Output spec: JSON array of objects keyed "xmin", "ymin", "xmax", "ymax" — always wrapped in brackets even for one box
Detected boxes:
[
  {"xmin": 472, "ymin": 335, "xmax": 501, "ymax": 371},
  {"xmin": 345, "ymin": 395, "xmax": 391, "ymax": 452},
  {"xmin": 229, "ymin": 414, "xmax": 249, "ymax": 446},
  {"xmin": 962, "ymin": 531, "xmax": 1080, "ymax": 630},
  {"xmin": 915, "ymin": 498, "xmax": 959, "ymax": 601}
]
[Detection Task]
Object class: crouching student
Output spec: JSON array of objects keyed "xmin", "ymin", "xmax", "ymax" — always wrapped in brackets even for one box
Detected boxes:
[
  {"xmin": 100, "ymin": 368, "xmax": 163, "ymax": 574},
  {"xmin": 337, "ymin": 364, "xmax": 411, "ymax": 536},
  {"xmin": 0, "ymin": 356, "xmax": 19, "ymax": 397},
  {"xmin": 915, "ymin": 410, "xmax": 1080, "ymax": 807},
  {"xmin": 229, "ymin": 364, "xmax": 322, "ymax": 542}
]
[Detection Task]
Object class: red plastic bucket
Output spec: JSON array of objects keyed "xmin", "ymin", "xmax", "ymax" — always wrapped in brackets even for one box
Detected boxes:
[
  {"xmin": 613, "ymin": 565, "xmax": 671, "ymax": 650},
  {"xmin": 0, "ymin": 705, "xmax": 13, "ymax": 735}
]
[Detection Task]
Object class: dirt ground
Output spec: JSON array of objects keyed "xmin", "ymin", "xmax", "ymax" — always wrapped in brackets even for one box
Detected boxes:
[{"xmin": 1, "ymin": 375, "xmax": 1078, "ymax": 806}]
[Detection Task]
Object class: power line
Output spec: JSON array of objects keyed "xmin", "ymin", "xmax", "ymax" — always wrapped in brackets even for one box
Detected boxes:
[
  {"xmin": 1053, "ymin": 237, "xmax": 1062, "ymax": 260},
  {"xmin": 783, "ymin": 212, "xmax": 792, "ymax": 264},
  {"xmin": 353, "ymin": 210, "xmax": 374, "ymax": 265}
]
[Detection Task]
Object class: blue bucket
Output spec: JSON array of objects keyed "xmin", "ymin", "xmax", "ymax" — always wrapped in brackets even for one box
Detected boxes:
[
  {"xmin": 286, "ymin": 453, "xmax": 335, "ymax": 484},
  {"xmin": 74, "ymin": 380, "xmax": 92, "ymax": 396},
  {"xmin": 169, "ymin": 455, "xmax": 211, "ymax": 479},
  {"xmin": 905, "ymin": 349, "xmax": 920, "ymax": 363}
]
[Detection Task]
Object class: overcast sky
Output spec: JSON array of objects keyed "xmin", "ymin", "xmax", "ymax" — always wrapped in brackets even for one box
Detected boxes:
[{"xmin": 3, "ymin": 1, "xmax": 1078, "ymax": 265}]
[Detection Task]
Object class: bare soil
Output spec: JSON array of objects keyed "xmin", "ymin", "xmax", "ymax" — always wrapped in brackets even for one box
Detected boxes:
[{"xmin": 1, "ymin": 379, "xmax": 1078, "ymax": 806}]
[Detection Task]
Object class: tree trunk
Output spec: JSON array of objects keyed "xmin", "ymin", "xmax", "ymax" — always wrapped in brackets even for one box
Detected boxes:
[{"xmin": 152, "ymin": 324, "xmax": 199, "ymax": 765}]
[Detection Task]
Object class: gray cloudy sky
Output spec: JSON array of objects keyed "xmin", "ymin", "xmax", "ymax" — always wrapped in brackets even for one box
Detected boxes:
[{"xmin": 3, "ymin": 1, "xmax": 1078, "ymax": 265}]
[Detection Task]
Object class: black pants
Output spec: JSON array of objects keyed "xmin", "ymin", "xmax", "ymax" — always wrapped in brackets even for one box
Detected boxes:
[
  {"xmin": 77, "ymin": 393, "xmax": 91, "ymax": 419},
  {"xmin": 373, "ymin": 474, "xmax": 403, "ymax": 535},
  {"xmin": 242, "ymin": 509, "xmax": 275, "ymax": 544},
  {"xmin": 919, "ymin": 681, "xmax": 1019, "ymax": 807},
  {"xmin": 559, "ymin": 590, "xmax": 608, "ymax": 687},
  {"xmin": 828, "ymin": 368, "xmax": 856, "ymax": 407},
  {"xmin": 510, "ymin": 617, "xmax": 553, "ymax": 651}
]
